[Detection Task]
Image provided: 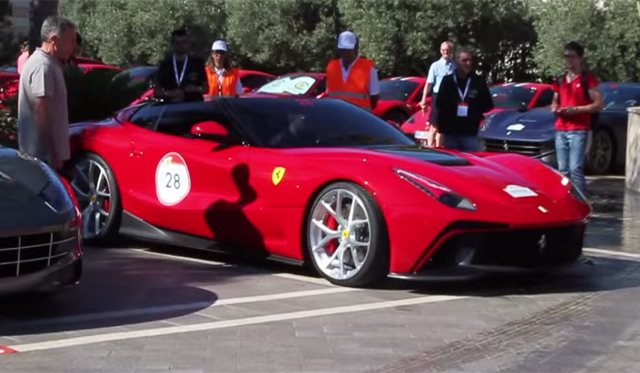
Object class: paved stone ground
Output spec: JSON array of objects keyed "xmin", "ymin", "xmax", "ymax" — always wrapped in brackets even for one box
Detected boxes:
[{"xmin": 0, "ymin": 176, "xmax": 638, "ymax": 373}]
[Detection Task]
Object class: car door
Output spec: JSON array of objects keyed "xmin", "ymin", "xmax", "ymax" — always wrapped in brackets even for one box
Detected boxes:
[{"xmin": 124, "ymin": 102, "xmax": 250, "ymax": 239}]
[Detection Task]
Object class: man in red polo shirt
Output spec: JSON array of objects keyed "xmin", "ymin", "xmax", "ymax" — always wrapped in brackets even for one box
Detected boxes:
[{"xmin": 551, "ymin": 41, "xmax": 604, "ymax": 195}]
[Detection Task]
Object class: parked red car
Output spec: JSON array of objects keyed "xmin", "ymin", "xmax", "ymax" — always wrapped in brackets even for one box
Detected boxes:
[
  {"xmin": 0, "ymin": 63, "xmax": 123, "ymax": 107},
  {"xmin": 129, "ymin": 69, "xmax": 276, "ymax": 105},
  {"xmin": 400, "ymin": 82, "xmax": 554, "ymax": 143}
]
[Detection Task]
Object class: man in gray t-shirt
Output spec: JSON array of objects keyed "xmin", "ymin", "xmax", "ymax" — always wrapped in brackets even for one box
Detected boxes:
[{"xmin": 18, "ymin": 15, "xmax": 77, "ymax": 171}]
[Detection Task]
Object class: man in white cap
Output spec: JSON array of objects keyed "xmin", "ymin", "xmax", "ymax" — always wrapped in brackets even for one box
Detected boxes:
[
  {"xmin": 325, "ymin": 31, "xmax": 380, "ymax": 111},
  {"xmin": 204, "ymin": 40, "xmax": 244, "ymax": 99},
  {"xmin": 154, "ymin": 28, "xmax": 207, "ymax": 102}
]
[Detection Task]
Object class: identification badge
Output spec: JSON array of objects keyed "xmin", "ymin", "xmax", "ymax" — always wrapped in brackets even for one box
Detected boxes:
[{"xmin": 457, "ymin": 103, "xmax": 468, "ymax": 117}]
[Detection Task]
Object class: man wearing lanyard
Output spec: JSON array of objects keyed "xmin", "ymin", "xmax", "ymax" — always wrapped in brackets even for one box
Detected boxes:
[
  {"xmin": 154, "ymin": 28, "xmax": 208, "ymax": 102},
  {"xmin": 434, "ymin": 47, "xmax": 493, "ymax": 152}
]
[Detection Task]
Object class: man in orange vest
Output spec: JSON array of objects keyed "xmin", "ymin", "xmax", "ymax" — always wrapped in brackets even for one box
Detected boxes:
[
  {"xmin": 204, "ymin": 40, "xmax": 243, "ymax": 100},
  {"xmin": 325, "ymin": 31, "xmax": 380, "ymax": 111}
]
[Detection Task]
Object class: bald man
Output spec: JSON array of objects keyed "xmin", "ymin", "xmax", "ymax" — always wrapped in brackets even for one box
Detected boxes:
[{"xmin": 419, "ymin": 41, "xmax": 455, "ymax": 147}]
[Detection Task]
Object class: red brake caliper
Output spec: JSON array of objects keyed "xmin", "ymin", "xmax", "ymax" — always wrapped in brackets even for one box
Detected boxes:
[
  {"xmin": 325, "ymin": 210, "xmax": 339, "ymax": 254},
  {"xmin": 102, "ymin": 186, "xmax": 111, "ymax": 212}
]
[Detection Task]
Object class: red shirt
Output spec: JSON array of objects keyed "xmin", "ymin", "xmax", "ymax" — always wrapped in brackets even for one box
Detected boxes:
[{"xmin": 552, "ymin": 72, "xmax": 599, "ymax": 131}]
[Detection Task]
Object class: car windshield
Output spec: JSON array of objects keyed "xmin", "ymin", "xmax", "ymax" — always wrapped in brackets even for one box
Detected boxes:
[
  {"xmin": 490, "ymin": 85, "xmax": 537, "ymax": 109},
  {"xmin": 379, "ymin": 80, "xmax": 419, "ymax": 101},
  {"xmin": 256, "ymin": 75, "xmax": 318, "ymax": 95},
  {"xmin": 225, "ymin": 98, "xmax": 415, "ymax": 148},
  {"xmin": 601, "ymin": 84, "xmax": 640, "ymax": 111}
]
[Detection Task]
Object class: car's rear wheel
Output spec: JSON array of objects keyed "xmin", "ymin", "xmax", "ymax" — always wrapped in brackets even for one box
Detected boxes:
[
  {"xmin": 383, "ymin": 109, "xmax": 409, "ymax": 127},
  {"xmin": 586, "ymin": 128, "xmax": 614, "ymax": 175},
  {"xmin": 306, "ymin": 182, "xmax": 389, "ymax": 287},
  {"xmin": 69, "ymin": 153, "xmax": 122, "ymax": 243}
]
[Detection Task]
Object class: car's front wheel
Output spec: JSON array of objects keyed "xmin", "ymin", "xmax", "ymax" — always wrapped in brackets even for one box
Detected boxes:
[
  {"xmin": 68, "ymin": 153, "xmax": 122, "ymax": 243},
  {"xmin": 306, "ymin": 182, "xmax": 389, "ymax": 287}
]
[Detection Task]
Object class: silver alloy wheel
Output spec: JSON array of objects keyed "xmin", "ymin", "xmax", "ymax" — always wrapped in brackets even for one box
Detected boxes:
[
  {"xmin": 70, "ymin": 158, "xmax": 111, "ymax": 239},
  {"xmin": 589, "ymin": 130, "xmax": 613, "ymax": 174},
  {"xmin": 309, "ymin": 189, "xmax": 371, "ymax": 280}
]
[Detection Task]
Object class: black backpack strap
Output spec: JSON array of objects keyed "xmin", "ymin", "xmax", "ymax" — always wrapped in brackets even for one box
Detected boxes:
[
  {"xmin": 581, "ymin": 71, "xmax": 590, "ymax": 102},
  {"xmin": 555, "ymin": 73, "xmax": 565, "ymax": 105}
]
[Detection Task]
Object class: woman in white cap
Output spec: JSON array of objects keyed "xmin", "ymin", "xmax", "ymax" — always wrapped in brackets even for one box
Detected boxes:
[{"xmin": 204, "ymin": 40, "xmax": 244, "ymax": 100}]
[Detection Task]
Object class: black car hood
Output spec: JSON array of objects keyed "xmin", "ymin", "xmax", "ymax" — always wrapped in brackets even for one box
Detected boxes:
[
  {"xmin": 372, "ymin": 146, "xmax": 471, "ymax": 166},
  {"xmin": 479, "ymin": 108, "xmax": 556, "ymax": 142},
  {"xmin": 0, "ymin": 148, "xmax": 50, "ymax": 207}
]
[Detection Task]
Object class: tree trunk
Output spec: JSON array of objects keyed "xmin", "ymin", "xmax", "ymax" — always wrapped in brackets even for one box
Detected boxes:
[{"xmin": 28, "ymin": 0, "xmax": 58, "ymax": 54}]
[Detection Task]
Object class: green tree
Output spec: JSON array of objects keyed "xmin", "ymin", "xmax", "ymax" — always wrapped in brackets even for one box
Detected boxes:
[
  {"xmin": 532, "ymin": 0, "xmax": 608, "ymax": 80},
  {"xmin": 225, "ymin": 0, "xmax": 340, "ymax": 75},
  {"xmin": 28, "ymin": 0, "xmax": 59, "ymax": 53},
  {"xmin": 0, "ymin": 0, "xmax": 17, "ymax": 67},
  {"xmin": 59, "ymin": 0, "xmax": 226, "ymax": 67},
  {"xmin": 338, "ymin": 0, "xmax": 536, "ymax": 82}
]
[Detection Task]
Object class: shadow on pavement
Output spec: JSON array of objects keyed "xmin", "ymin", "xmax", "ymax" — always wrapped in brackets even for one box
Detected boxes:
[{"xmin": 0, "ymin": 246, "xmax": 263, "ymax": 336}]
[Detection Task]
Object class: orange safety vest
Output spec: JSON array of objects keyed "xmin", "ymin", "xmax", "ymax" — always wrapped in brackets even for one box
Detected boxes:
[
  {"xmin": 325, "ymin": 57, "xmax": 374, "ymax": 110},
  {"xmin": 204, "ymin": 66, "xmax": 240, "ymax": 100}
]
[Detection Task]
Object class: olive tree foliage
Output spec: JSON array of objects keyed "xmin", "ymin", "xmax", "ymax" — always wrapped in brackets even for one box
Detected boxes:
[
  {"xmin": 338, "ymin": 0, "xmax": 536, "ymax": 82},
  {"xmin": 0, "ymin": 0, "xmax": 17, "ymax": 67},
  {"xmin": 225, "ymin": 0, "xmax": 340, "ymax": 75},
  {"xmin": 59, "ymin": 0, "xmax": 225, "ymax": 66},
  {"xmin": 531, "ymin": 0, "xmax": 640, "ymax": 82}
]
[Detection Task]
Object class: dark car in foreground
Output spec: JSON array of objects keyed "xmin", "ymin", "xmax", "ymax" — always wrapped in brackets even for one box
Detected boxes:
[
  {"xmin": 0, "ymin": 148, "xmax": 83, "ymax": 297},
  {"xmin": 478, "ymin": 82, "xmax": 640, "ymax": 174}
]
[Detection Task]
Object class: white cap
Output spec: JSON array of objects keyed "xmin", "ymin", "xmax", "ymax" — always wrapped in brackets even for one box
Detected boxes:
[
  {"xmin": 211, "ymin": 40, "xmax": 227, "ymax": 52},
  {"xmin": 337, "ymin": 31, "xmax": 357, "ymax": 50}
]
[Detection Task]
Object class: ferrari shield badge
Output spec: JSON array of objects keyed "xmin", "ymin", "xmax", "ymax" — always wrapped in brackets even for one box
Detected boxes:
[{"xmin": 272, "ymin": 167, "xmax": 286, "ymax": 185}]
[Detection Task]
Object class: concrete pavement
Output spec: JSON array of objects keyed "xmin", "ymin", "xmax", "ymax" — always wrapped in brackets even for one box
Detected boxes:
[{"xmin": 0, "ymin": 176, "xmax": 638, "ymax": 372}]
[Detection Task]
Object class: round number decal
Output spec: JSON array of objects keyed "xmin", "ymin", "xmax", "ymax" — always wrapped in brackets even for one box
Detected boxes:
[{"xmin": 155, "ymin": 152, "xmax": 191, "ymax": 206}]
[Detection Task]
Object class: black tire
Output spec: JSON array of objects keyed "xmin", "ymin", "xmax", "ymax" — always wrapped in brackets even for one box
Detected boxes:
[
  {"xmin": 306, "ymin": 182, "xmax": 389, "ymax": 288},
  {"xmin": 383, "ymin": 109, "xmax": 409, "ymax": 127},
  {"xmin": 69, "ymin": 152, "xmax": 122, "ymax": 244},
  {"xmin": 585, "ymin": 128, "xmax": 615, "ymax": 175}
]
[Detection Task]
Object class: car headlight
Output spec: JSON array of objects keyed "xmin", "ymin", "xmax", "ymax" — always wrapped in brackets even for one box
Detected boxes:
[
  {"xmin": 480, "ymin": 114, "xmax": 495, "ymax": 132},
  {"xmin": 394, "ymin": 169, "xmax": 476, "ymax": 211},
  {"xmin": 38, "ymin": 162, "xmax": 74, "ymax": 214}
]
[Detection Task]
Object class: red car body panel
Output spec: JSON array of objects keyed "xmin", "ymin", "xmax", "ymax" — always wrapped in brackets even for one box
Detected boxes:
[
  {"xmin": 400, "ymin": 82, "xmax": 554, "ymax": 138},
  {"xmin": 70, "ymin": 99, "xmax": 590, "ymax": 276}
]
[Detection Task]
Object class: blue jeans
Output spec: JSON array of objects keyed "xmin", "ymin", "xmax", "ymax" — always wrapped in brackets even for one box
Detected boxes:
[
  {"xmin": 443, "ymin": 134, "xmax": 480, "ymax": 152},
  {"xmin": 555, "ymin": 130, "xmax": 588, "ymax": 194}
]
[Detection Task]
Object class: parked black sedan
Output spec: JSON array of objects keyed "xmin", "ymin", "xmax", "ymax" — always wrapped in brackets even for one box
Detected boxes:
[
  {"xmin": 478, "ymin": 82, "xmax": 640, "ymax": 174},
  {"xmin": 0, "ymin": 148, "xmax": 83, "ymax": 297}
]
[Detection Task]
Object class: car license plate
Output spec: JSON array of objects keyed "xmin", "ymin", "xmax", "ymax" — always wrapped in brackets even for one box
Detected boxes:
[{"xmin": 414, "ymin": 131, "xmax": 429, "ymax": 139}]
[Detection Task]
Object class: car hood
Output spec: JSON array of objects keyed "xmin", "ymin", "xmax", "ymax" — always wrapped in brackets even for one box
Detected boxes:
[
  {"xmin": 479, "ymin": 108, "xmax": 556, "ymax": 141},
  {"xmin": 283, "ymin": 145, "xmax": 587, "ymax": 222},
  {"xmin": 0, "ymin": 147, "xmax": 50, "ymax": 207}
]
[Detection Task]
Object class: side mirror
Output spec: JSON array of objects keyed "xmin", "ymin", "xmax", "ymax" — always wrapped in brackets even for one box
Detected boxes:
[
  {"xmin": 191, "ymin": 121, "xmax": 232, "ymax": 142},
  {"xmin": 242, "ymin": 86, "xmax": 252, "ymax": 94},
  {"xmin": 518, "ymin": 102, "xmax": 528, "ymax": 112}
]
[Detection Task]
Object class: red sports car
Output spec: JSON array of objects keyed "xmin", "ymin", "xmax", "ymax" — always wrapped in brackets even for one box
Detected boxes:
[
  {"xmin": 67, "ymin": 98, "xmax": 591, "ymax": 287},
  {"xmin": 401, "ymin": 82, "xmax": 554, "ymax": 143},
  {"xmin": 129, "ymin": 69, "xmax": 277, "ymax": 105}
]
